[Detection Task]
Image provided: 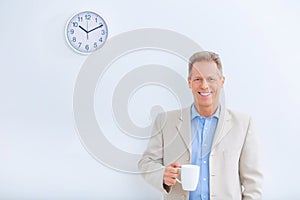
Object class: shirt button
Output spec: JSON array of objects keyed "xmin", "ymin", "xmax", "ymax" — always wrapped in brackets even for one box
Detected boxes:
[
  {"xmin": 203, "ymin": 178, "xmax": 207, "ymax": 181},
  {"xmin": 203, "ymin": 161, "xmax": 207, "ymax": 164}
]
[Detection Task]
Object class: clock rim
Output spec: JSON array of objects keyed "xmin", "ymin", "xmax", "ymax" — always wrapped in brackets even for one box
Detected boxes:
[{"xmin": 65, "ymin": 10, "xmax": 109, "ymax": 55}]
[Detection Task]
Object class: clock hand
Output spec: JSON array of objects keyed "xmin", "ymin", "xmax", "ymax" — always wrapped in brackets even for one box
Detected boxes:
[
  {"xmin": 88, "ymin": 24, "xmax": 103, "ymax": 33},
  {"xmin": 86, "ymin": 20, "xmax": 89, "ymax": 40},
  {"xmin": 79, "ymin": 25, "xmax": 88, "ymax": 33}
]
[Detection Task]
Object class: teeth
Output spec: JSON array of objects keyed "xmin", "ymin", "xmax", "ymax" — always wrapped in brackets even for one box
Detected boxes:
[{"xmin": 199, "ymin": 92, "xmax": 210, "ymax": 96}]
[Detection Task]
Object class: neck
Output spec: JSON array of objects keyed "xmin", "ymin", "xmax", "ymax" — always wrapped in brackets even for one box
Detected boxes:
[{"xmin": 194, "ymin": 104, "xmax": 218, "ymax": 118}]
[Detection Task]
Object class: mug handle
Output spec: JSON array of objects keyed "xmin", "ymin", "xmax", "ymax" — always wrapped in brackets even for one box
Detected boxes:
[
  {"xmin": 175, "ymin": 168, "xmax": 181, "ymax": 184},
  {"xmin": 176, "ymin": 178, "xmax": 182, "ymax": 184}
]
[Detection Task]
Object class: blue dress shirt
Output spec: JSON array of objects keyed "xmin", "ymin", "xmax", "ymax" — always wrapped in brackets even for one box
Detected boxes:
[{"xmin": 189, "ymin": 104, "xmax": 219, "ymax": 200}]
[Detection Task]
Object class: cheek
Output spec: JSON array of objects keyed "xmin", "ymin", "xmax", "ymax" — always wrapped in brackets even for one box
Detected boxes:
[
  {"xmin": 191, "ymin": 86, "xmax": 197, "ymax": 92},
  {"xmin": 191, "ymin": 84, "xmax": 199, "ymax": 91},
  {"xmin": 212, "ymin": 88, "xmax": 222, "ymax": 96},
  {"xmin": 210, "ymin": 83, "xmax": 221, "ymax": 91}
]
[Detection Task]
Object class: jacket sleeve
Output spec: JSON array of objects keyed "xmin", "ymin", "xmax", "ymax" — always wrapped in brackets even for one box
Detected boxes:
[
  {"xmin": 138, "ymin": 113, "xmax": 170, "ymax": 193},
  {"xmin": 239, "ymin": 117, "xmax": 263, "ymax": 200}
]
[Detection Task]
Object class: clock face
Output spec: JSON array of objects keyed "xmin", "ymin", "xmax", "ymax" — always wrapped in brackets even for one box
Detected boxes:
[{"xmin": 65, "ymin": 11, "xmax": 108, "ymax": 54}]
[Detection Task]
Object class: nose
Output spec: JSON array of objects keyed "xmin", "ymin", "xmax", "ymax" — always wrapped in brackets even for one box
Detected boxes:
[{"xmin": 201, "ymin": 79, "xmax": 209, "ymax": 89}]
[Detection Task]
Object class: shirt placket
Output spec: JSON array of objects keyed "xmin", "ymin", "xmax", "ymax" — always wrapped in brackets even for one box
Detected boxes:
[
  {"xmin": 201, "ymin": 118, "xmax": 211, "ymax": 200},
  {"xmin": 200, "ymin": 117, "xmax": 207, "ymax": 200}
]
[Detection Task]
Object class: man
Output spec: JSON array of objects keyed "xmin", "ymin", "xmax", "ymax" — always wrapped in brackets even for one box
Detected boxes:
[{"xmin": 138, "ymin": 51, "xmax": 263, "ymax": 200}]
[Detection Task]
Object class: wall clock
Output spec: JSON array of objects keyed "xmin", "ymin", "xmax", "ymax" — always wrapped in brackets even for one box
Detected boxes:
[{"xmin": 65, "ymin": 11, "xmax": 108, "ymax": 54}]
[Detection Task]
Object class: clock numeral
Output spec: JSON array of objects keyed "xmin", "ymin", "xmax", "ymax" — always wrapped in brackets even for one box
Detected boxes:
[
  {"xmin": 73, "ymin": 22, "xmax": 78, "ymax": 27},
  {"xmin": 85, "ymin": 14, "xmax": 91, "ymax": 20},
  {"xmin": 66, "ymin": 11, "xmax": 108, "ymax": 54}
]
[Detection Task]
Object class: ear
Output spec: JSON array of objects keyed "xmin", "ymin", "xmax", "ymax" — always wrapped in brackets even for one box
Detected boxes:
[
  {"xmin": 221, "ymin": 76, "xmax": 225, "ymax": 87},
  {"xmin": 188, "ymin": 77, "xmax": 191, "ymax": 88}
]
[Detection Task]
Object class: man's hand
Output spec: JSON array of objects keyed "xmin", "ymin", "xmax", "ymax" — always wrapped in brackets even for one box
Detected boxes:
[{"xmin": 163, "ymin": 162, "xmax": 181, "ymax": 186}]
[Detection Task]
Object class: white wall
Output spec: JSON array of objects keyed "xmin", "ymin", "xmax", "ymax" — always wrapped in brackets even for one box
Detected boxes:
[{"xmin": 1, "ymin": 0, "xmax": 300, "ymax": 199}]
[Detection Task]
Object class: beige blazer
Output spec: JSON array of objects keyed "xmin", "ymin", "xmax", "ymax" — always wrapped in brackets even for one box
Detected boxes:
[{"xmin": 138, "ymin": 105, "xmax": 263, "ymax": 200}]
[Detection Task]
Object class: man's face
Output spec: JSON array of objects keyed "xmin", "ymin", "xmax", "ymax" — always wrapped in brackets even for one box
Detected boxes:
[{"xmin": 188, "ymin": 61, "xmax": 225, "ymax": 114}]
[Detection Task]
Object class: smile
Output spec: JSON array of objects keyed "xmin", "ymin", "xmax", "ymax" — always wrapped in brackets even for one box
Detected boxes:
[{"xmin": 198, "ymin": 92, "xmax": 211, "ymax": 97}]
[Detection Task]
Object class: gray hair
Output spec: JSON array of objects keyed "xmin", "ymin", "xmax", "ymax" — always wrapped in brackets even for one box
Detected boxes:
[{"xmin": 188, "ymin": 51, "xmax": 223, "ymax": 78}]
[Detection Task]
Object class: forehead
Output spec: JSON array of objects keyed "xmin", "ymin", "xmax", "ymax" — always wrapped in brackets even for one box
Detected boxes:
[{"xmin": 191, "ymin": 61, "xmax": 219, "ymax": 76}]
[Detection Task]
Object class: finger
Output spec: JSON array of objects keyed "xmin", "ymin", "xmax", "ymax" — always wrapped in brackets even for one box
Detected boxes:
[
  {"xmin": 167, "ymin": 168, "xmax": 179, "ymax": 174},
  {"xmin": 166, "ymin": 180, "xmax": 176, "ymax": 186},
  {"xmin": 171, "ymin": 162, "xmax": 181, "ymax": 168},
  {"xmin": 165, "ymin": 171, "xmax": 178, "ymax": 178},
  {"xmin": 165, "ymin": 165, "xmax": 175, "ymax": 172},
  {"xmin": 164, "ymin": 177, "xmax": 177, "ymax": 186},
  {"xmin": 166, "ymin": 172, "xmax": 179, "ymax": 179},
  {"xmin": 166, "ymin": 163, "xmax": 181, "ymax": 171}
]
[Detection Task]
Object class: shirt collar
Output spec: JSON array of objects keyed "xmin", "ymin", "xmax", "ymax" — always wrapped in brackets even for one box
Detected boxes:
[{"xmin": 191, "ymin": 103, "xmax": 220, "ymax": 120}]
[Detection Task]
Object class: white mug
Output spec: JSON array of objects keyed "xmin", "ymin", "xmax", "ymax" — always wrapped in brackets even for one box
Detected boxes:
[{"xmin": 176, "ymin": 164, "xmax": 200, "ymax": 191}]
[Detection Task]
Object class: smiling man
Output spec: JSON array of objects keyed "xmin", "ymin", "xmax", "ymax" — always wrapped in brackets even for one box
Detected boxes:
[
  {"xmin": 138, "ymin": 51, "xmax": 263, "ymax": 200},
  {"xmin": 188, "ymin": 58, "xmax": 224, "ymax": 118}
]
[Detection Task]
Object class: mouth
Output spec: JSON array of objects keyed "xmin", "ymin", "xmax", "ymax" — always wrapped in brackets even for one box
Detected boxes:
[{"xmin": 198, "ymin": 92, "xmax": 211, "ymax": 97}]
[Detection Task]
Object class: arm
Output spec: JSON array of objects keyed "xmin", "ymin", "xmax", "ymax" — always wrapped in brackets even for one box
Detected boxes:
[
  {"xmin": 138, "ymin": 113, "xmax": 167, "ymax": 192},
  {"xmin": 138, "ymin": 114, "xmax": 180, "ymax": 193},
  {"xmin": 239, "ymin": 117, "xmax": 263, "ymax": 200}
]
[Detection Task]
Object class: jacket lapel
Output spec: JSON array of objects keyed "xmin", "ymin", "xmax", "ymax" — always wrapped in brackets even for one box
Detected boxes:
[
  {"xmin": 211, "ymin": 105, "xmax": 232, "ymax": 150},
  {"xmin": 174, "ymin": 105, "xmax": 232, "ymax": 159},
  {"xmin": 175, "ymin": 106, "xmax": 192, "ymax": 159}
]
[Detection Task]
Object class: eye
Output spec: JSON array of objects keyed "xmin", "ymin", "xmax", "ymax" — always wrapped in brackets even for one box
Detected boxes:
[{"xmin": 207, "ymin": 77, "xmax": 216, "ymax": 82}]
